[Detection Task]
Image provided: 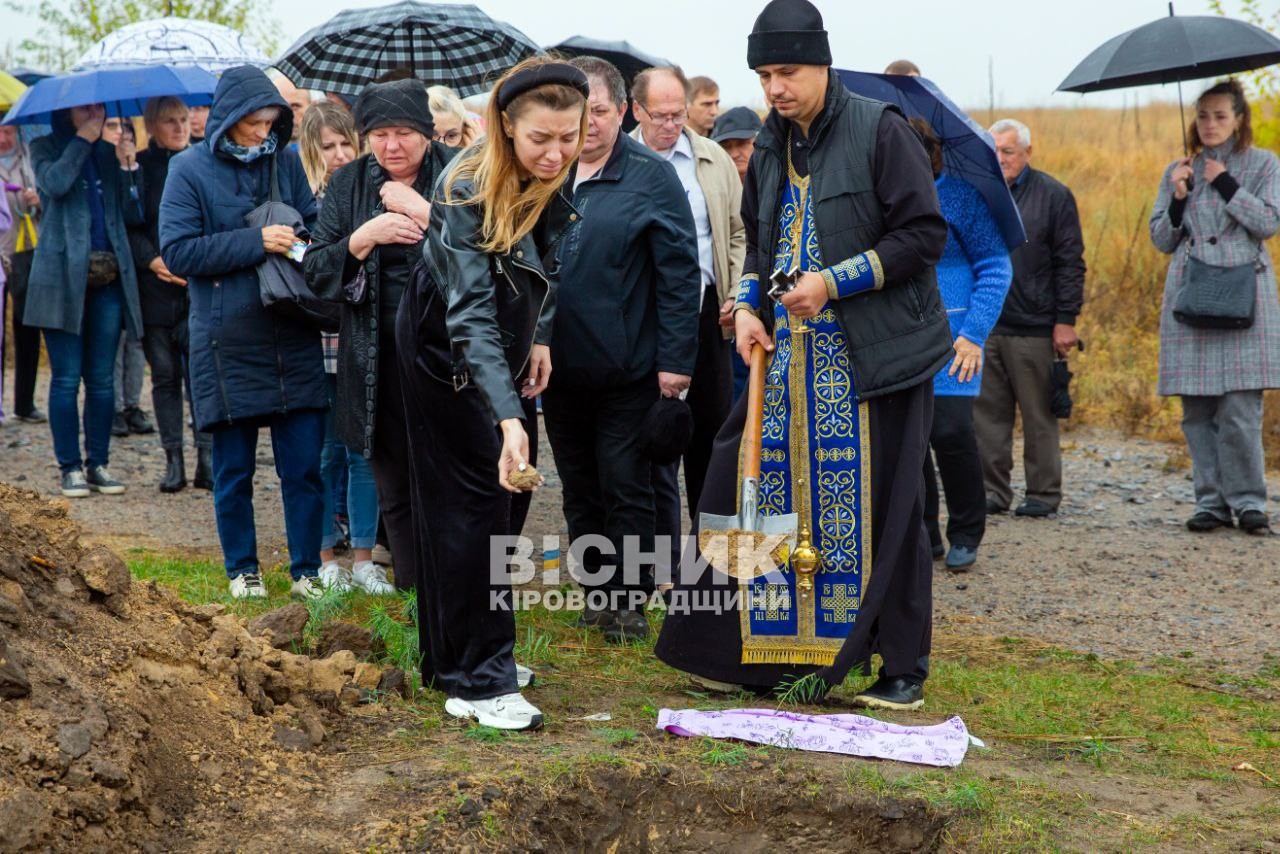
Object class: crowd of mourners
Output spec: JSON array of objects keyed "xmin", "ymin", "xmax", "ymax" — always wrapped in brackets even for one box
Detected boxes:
[{"xmin": 1, "ymin": 0, "xmax": 1276, "ymax": 730}]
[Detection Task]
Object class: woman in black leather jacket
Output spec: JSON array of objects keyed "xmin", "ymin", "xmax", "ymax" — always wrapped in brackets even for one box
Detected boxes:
[{"xmin": 396, "ymin": 58, "xmax": 588, "ymax": 731}]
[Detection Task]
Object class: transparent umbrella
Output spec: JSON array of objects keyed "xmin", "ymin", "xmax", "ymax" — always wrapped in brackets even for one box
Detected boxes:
[{"xmin": 73, "ymin": 17, "xmax": 270, "ymax": 74}]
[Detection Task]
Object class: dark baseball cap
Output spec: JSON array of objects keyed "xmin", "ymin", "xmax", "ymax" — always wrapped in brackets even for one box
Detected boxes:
[{"xmin": 712, "ymin": 106, "xmax": 763, "ymax": 143}]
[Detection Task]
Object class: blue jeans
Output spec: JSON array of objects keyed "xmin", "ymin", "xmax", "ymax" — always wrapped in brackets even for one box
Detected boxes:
[
  {"xmin": 43, "ymin": 282, "xmax": 124, "ymax": 474},
  {"xmin": 321, "ymin": 375, "xmax": 380, "ymax": 550},
  {"xmin": 211, "ymin": 409, "xmax": 325, "ymax": 581}
]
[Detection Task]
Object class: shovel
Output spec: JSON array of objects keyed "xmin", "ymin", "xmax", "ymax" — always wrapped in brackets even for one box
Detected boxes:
[{"xmin": 697, "ymin": 344, "xmax": 798, "ymax": 580}]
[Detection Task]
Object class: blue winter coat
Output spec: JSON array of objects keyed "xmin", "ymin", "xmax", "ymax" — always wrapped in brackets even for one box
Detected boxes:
[
  {"xmin": 159, "ymin": 66, "xmax": 322, "ymax": 430},
  {"xmin": 24, "ymin": 110, "xmax": 143, "ymax": 339}
]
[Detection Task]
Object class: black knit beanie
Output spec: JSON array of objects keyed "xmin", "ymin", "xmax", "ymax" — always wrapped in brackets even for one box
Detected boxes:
[
  {"xmin": 353, "ymin": 78, "xmax": 435, "ymax": 139},
  {"xmin": 747, "ymin": 0, "xmax": 832, "ymax": 69}
]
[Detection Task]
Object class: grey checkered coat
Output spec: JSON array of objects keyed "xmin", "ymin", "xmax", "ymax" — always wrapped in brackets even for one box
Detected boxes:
[{"xmin": 1151, "ymin": 142, "xmax": 1280, "ymax": 396}]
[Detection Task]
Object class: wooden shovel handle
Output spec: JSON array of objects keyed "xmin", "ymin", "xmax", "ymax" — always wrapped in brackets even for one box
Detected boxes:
[{"xmin": 741, "ymin": 344, "xmax": 767, "ymax": 482}]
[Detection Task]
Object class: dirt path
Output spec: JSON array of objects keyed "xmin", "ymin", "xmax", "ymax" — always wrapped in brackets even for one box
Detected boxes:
[{"xmin": 4, "ymin": 394, "xmax": 1277, "ymax": 677}]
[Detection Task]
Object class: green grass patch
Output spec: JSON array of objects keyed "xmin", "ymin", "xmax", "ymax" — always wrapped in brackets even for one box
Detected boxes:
[{"xmin": 125, "ymin": 550, "xmax": 1280, "ymax": 852}]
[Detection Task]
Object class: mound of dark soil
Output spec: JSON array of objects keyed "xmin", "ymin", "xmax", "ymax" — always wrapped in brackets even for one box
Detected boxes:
[{"xmin": 0, "ymin": 485, "xmax": 396, "ymax": 852}]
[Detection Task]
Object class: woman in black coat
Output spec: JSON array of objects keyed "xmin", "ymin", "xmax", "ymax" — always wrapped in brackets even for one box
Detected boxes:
[
  {"xmin": 395, "ymin": 58, "xmax": 588, "ymax": 731},
  {"xmin": 129, "ymin": 96, "xmax": 213, "ymax": 493},
  {"xmin": 305, "ymin": 78, "xmax": 456, "ymax": 593}
]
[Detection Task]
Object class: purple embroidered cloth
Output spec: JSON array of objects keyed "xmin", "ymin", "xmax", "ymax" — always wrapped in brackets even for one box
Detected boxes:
[{"xmin": 657, "ymin": 708, "xmax": 973, "ymax": 767}]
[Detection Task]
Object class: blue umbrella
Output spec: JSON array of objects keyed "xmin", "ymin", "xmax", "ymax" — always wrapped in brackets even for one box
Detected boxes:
[
  {"xmin": 2, "ymin": 64, "xmax": 218, "ymax": 125},
  {"xmin": 836, "ymin": 69, "xmax": 1026, "ymax": 252}
]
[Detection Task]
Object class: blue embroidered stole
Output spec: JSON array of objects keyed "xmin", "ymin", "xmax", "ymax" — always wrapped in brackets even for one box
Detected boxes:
[{"xmin": 736, "ymin": 159, "xmax": 873, "ymax": 666}]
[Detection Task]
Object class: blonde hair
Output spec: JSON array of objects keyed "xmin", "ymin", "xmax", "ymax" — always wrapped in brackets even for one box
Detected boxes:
[
  {"xmin": 444, "ymin": 57, "xmax": 587, "ymax": 255},
  {"xmin": 427, "ymin": 84, "xmax": 483, "ymax": 146},
  {"xmin": 143, "ymin": 96, "xmax": 189, "ymax": 136},
  {"xmin": 299, "ymin": 101, "xmax": 359, "ymax": 194}
]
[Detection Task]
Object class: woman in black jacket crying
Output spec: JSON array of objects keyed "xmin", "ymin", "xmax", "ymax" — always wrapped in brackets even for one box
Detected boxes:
[
  {"xmin": 396, "ymin": 57, "xmax": 589, "ymax": 731},
  {"xmin": 305, "ymin": 79, "xmax": 457, "ymax": 593}
]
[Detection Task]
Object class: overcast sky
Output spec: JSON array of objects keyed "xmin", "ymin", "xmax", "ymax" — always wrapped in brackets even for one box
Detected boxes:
[{"xmin": 7, "ymin": 0, "xmax": 1253, "ymax": 109}]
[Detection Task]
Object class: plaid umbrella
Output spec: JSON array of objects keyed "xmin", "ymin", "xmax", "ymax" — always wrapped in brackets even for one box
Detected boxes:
[{"xmin": 275, "ymin": 1, "xmax": 541, "ymax": 99}]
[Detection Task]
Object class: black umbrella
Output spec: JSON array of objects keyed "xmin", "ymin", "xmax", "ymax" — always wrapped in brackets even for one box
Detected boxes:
[
  {"xmin": 1057, "ymin": 4, "xmax": 1280, "ymax": 152},
  {"xmin": 547, "ymin": 36, "xmax": 671, "ymax": 131},
  {"xmin": 7, "ymin": 67, "xmax": 53, "ymax": 86},
  {"xmin": 275, "ymin": 1, "xmax": 542, "ymax": 99}
]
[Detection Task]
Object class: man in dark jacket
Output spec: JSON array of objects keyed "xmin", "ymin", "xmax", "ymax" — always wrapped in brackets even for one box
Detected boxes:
[
  {"xmin": 655, "ymin": 0, "xmax": 952, "ymax": 711},
  {"xmin": 975, "ymin": 118, "xmax": 1086, "ymax": 518},
  {"xmin": 542, "ymin": 56, "xmax": 702, "ymax": 643},
  {"xmin": 160, "ymin": 65, "xmax": 325, "ymax": 601}
]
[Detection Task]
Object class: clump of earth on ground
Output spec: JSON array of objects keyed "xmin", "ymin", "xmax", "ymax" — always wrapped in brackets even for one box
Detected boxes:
[{"xmin": 0, "ymin": 484, "xmax": 406, "ymax": 853}]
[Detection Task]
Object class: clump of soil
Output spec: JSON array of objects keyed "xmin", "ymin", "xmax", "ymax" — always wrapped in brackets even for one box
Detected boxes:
[
  {"xmin": 0, "ymin": 484, "xmax": 400, "ymax": 852},
  {"xmin": 509, "ymin": 464, "xmax": 542, "ymax": 492},
  {"xmin": 698, "ymin": 529, "xmax": 790, "ymax": 579}
]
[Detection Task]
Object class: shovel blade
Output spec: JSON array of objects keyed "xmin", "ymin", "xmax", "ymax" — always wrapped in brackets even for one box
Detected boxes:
[{"xmin": 697, "ymin": 510, "xmax": 800, "ymax": 581}]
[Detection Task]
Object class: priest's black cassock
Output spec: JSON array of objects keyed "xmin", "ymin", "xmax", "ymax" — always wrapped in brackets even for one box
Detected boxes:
[{"xmin": 655, "ymin": 60, "xmax": 953, "ymax": 695}]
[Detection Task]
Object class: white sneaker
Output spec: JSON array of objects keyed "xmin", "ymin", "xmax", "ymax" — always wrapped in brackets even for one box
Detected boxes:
[
  {"xmin": 445, "ymin": 692, "xmax": 544, "ymax": 731},
  {"xmin": 352, "ymin": 560, "xmax": 395, "ymax": 595},
  {"xmin": 290, "ymin": 575, "xmax": 325, "ymax": 600},
  {"xmin": 229, "ymin": 573, "xmax": 267, "ymax": 599},
  {"xmin": 516, "ymin": 663, "xmax": 535, "ymax": 689},
  {"xmin": 319, "ymin": 561, "xmax": 352, "ymax": 592}
]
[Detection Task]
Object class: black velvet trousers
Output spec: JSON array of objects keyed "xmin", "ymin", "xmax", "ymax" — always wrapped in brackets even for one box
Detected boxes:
[{"xmin": 396, "ymin": 287, "xmax": 534, "ymax": 701}]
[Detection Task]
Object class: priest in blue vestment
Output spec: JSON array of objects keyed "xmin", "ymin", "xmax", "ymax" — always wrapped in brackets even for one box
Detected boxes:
[{"xmin": 655, "ymin": 0, "xmax": 954, "ymax": 710}]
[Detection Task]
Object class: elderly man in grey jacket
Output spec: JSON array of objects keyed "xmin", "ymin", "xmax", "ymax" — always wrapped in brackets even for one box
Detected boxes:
[{"xmin": 630, "ymin": 64, "xmax": 746, "ymax": 574}]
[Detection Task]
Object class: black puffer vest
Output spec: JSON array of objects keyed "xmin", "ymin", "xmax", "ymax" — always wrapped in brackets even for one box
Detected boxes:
[{"xmin": 753, "ymin": 75, "xmax": 954, "ymax": 400}]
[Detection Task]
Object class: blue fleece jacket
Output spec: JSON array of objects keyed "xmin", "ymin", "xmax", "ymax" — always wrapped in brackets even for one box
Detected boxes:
[{"xmin": 933, "ymin": 175, "xmax": 1013, "ymax": 397}]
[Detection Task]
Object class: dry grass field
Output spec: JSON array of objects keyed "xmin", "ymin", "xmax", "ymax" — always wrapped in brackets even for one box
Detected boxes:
[{"xmin": 1006, "ymin": 101, "xmax": 1280, "ymax": 465}]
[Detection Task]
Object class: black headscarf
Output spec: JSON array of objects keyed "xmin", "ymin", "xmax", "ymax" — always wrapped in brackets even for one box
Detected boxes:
[{"xmin": 353, "ymin": 78, "xmax": 435, "ymax": 139}]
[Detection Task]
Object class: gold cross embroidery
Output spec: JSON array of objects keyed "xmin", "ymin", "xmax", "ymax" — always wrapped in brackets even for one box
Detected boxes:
[
  {"xmin": 822, "ymin": 583, "xmax": 859, "ymax": 623},
  {"xmin": 755, "ymin": 585, "xmax": 792, "ymax": 621},
  {"xmin": 812, "ymin": 367, "xmax": 846, "ymax": 403}
]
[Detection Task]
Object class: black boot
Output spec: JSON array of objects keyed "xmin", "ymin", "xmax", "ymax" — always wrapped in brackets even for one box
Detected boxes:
[
  {"xmin": 193, "ymin": 447, "xmax": 214, "ymax": 490},
  {"xmin": 159, "ymin": 448, "xmax": 187, "ymax": 493}
]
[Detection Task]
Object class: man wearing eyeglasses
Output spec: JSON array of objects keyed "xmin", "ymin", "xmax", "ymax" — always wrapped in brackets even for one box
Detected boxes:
[{"xmin": 631, "ymin": 66, "xmax": 746, "ymax": 574}]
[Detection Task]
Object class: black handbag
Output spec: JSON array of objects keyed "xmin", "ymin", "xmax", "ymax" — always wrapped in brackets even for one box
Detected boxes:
[
  {"xmin": 247, "ymin": 156, "xmax": 341, "ymax": 333},
  {"xmin": 86, "ymin": 250, "xmax": 119, "ymax": 289},
  {"xmin": 1172, "ymin": 231, "xmax": 1259, "ymax": 330}
]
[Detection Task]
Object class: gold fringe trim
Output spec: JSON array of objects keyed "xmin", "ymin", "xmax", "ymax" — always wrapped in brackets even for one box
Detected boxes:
[{"xmin": 741, "ymin": 646, "xmax": 838, "ymax": 666}]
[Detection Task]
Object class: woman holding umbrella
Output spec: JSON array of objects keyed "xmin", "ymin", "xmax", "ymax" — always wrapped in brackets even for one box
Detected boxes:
[
  {"xmin": 395, "ymin": 57, "xmax": 589, "ymax": 730},
  {"xmin": 909, "ymin": 119, "xmax": 1012, "ymax": 570},
  {"xmin": 25, "ymin": 103, "xmax": 144, "ymax": 498},
  {"xmin": 1152, "ymin": 80, "xmax": 1280, "ymax": 537}
]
